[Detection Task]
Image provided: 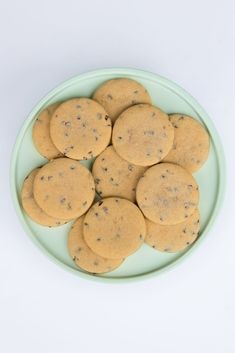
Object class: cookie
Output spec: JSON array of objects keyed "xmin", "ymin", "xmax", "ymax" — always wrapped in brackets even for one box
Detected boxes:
[
  {"xmin": 136, "ymin": 163, "xmax": 199, "ymax": 225},
  {"xmin": 92, "ymin": 146, "xmax": 147, "ymax": 202},
  {"xmin": 92, "ymin": 78, "xmax": 152, "ymax": 123},
  {"xmin": 68, "ymin": 215, "xmax": 123, "ymax": 274},
  {"xmin": 83, "ymin": 198, "xmax": 146, "ymax": 259},
  {"xmin": 50, "ymin": 98, "xmax": 111, "ymax": 160},
  {"xmin": 33, "ymin": 158, "xmax": 95, "ymax": 220},
  {"xmin": 32, "ymin": 103, "xmax": 63, "ymax": 160},
  {"xmin": 21, "ymin": 168, "xmax": 66, "ymax": 227},
  {"xmin": 163, "ymin": 114, "xmax": 210, "ymax": 172},
  {"xmin": 112, "ymin": 104, "xmax": 174, "ymax": 166},
  {"xmin": 145, "ymin": 209, "xmax": 200, "ymax": 252}
]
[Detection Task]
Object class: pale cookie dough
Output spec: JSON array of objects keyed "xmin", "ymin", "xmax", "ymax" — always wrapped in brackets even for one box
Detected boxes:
[
  {"xmin": 32, "ymin": 103, "xmax": 63, "ymax": 160},
  {"xmin": 83, "ymin": 198, "xmax": 146, "ymax": 259},
  {"xmin": 33, "ymin": 158, "xmax": 95, "ymax": 220},
  {"xmin": 145, "ymin": 209, "xmax": 200, "ymax": 252},
  {"xmin": 21, "ymin": 168, "xmax": 66, "ymax": 227},
  {"xmin": 163, "ymin": 114, "xmax": 210, "ymax": 172},
  {"xmin": 92, "ymin": 78, "xmax": 152, "ymax": 123},
  {"xmin": 50, "ymin": 98, "xmax": 111, "ymax": 160},
  {"xmin": 92, "ymin": 146, "xmax": 147, "ymax": 202},
  {"xmin": 68, "ymin": 215, "xmax": 123, "ymax": 274},
  {"xmin": 136, "ymin": 163, "xmax": 199, "ymax": 225},
  {"xmin": 112, "ymin": 104, "xmax": 174, "ymax": 166}
]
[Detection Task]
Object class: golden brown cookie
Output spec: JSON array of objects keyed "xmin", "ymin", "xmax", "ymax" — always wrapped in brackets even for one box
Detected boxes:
[
  {"xmin": 21, "ymin": 168, "xmax": 66, "ymax": 227},
  {"xmin": 93, "ymin": 78, "xmax": 152, "ymax": 123},
  {"xmin": 136, "ymin": 163, "xmax": 199, "ymax": 225},
  {"xmin": 50, "ymin": 98, "xmax": 111, "ymax": 160},
  {"xmin": 33, "ymin": 158, "xmax": 95, "ymax": 220},
  {"xmin": 163, "ymin": 114, "xmax": 210, "ymax": 172},
  {"xmin": 83, "ymin": 198, "xmax": 146, "ymax": 259},
  {"xmin": 32, "ymin": 103, "xmax": 63, "ymax": 160},
  {"xmin": 92, "ymin": 146, "xmax": 147, "ymax": 201},
  {"xmin": 112, "ymin": 104, "xmax": 174, "ymax": 166},
  {"xmin": 145, "ymin": 209, "xmax": 200, "ymax": 252},
  {"xmin": 68, "ymin": 215, "xmax": 124, "ymax": 274}
]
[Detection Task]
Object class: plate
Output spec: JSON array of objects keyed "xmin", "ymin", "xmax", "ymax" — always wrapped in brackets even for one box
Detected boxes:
[{"xmin": 10, "ymin": 68, "xmax": 225, "ymax": 282}]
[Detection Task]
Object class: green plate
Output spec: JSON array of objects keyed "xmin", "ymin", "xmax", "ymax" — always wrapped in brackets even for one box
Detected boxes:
[{"xmin": 10, "ymin": 68, "xmax": 225, "ymax": 282}]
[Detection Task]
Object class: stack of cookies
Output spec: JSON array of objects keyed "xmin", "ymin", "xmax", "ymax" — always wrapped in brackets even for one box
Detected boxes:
[{"xmin": 21, "ymin": 78, "xmax": 210, "ymax": 274}]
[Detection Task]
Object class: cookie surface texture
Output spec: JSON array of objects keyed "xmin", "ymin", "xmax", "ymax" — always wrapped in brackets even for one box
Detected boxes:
[
  {"xmin": 68, "ymin": 215, "xmax": 123, "ymax": 274},
  {"xmin": 50, "ymin": 98, "xmax": 111, "ymax": 160},
  {"xmin": 92, "ymin": 146, "xmax": 147, "ymax": 201},
  {"xmin": 21, "ymin": 168, "xmax": 66, "ymax": 227},
  {"xmin": 163, "ymin": 114, "xmax": 210, "ymax": 172},
  {"xmin": 32, "ymin": 103, "xmax": 63, "ymax": 160},
  {"xmin": 145, "ymin": 209, "xmax": 200, "ymax": 252},
  {"xmin": 33, "ymin": 158, "xmax": 95, "ymax": 220},
  {"xmin": 136, "ymin": 163, "xmax": 199, "ymax": 225},
  {"xmin": 83, "ymin": 197, "xmax": 146, "ymax": 259},
  {"xmin": 92, "ymin": 78, "xmax": 152, "ymax": 123},
  {"xmin": 112, "ymin": 104, "xmax": 174, "ymax": 166}
]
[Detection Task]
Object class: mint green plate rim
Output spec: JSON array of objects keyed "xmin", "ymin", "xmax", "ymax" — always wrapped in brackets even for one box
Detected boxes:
[{"xmin": 10, "ymin": 68, "xmax": 226, "ymax": 283}]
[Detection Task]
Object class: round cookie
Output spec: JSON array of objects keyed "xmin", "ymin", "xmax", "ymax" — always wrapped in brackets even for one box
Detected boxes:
[
  {"xmin": 32, "ymin": 103, "xmax": 63, "ymax": 160},
  {"xmin": 92, "ymin": 78, "xmax": 152, "ymax": 123},
  {"xmin": 136, "ymin": 163, "xmax": 199, "ymax": 225},
  {"xmin": 92, "ymin": 146, "xmax": 147, "ymax": 202},
  {"xmin": 68, "ymin": 215, "xmax": 123, "ymax": 274},
  {"xmin": 145, "ymin": 209, "xmax": 200, "ymax": 252},
  {"xmin": 163, "ymin": 114, "xmax": 210, "ymax": 172},
  {"xmin": 21, "ymin": 168, "xmax": 66, "ymax": 227},
  {"xmin": 50, "ymin": 98, "xmax": 111, "ymax": 160},
  {"xmin": 83, "ymin": 198, "xmax": 146, "ymax": 259},
  {"xmin": 33, "ymin": 158, "xmax": 95, "ymax": 220},
  {"xmin": 112, "ymin": 104, "xmax": 174, "ymax": 166}
]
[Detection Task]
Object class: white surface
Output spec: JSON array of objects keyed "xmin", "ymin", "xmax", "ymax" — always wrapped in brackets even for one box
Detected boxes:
[{"xmin": 0, "ymin": 0, "xmax": 235, "ymax": 352}]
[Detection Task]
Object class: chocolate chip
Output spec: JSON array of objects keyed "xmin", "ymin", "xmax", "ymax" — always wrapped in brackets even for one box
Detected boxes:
[
  {"xmin": 40, "ymin": 176, "xmax": 45, "ymax": 180},
  {"xmin": 102, "ymin": 207, "xmax": 108, "ymax": 214},
  {"xmin": 98, "ymin": 201, "xmax": 103, "ymax": 206},
  {"xmin": 105, "ymin": 115, "xmax": 109, "ymax": 120},
  {"xmin": 182, "ymin": 228, "xmax": 187, "ymax": 234},
  {"xmin": 128, "ymin": 164, "xmax": 133, "ymax": 171},
  {"xmin": 83, "ymin": 201, "xmax": 87, "ymax": 206},
  {"xmin": 95, "ymin": 212, "xmax": 99, "ymax": 217},
  {"xmin": 134, "ymin": 90, "xmax": 139, "ymax": 94},
  {"xmin": 84, "ymin": 222, "xmax": 89, "ymax": 226},
  {"xmin": 96, "ymin": 238, "xmax": 101, "ymax": 241},
  {"xmin": 107, "ymin": 94, "xmax": 113, "ymax": 100},
  {"xmin": 95, "ymin": 178, "xmax": 101, "ymax": 184},
  {"xmin": 77, "ymin": 116, "xmax": 81, "ymax": 120},
  {"xmin": 118, "ymin": 136, "xmax": 122, "ymax": 140},
  {"xmin": 70, "ymin": 165, "xmax": 76, "ymax": 170},
  {"xmin": 60, "ymin": 197, "xmax": 66, "ymax": 204}
]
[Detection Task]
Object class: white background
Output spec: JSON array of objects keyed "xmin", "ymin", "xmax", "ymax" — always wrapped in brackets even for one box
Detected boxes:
[{"xmin": 1, "ymin": 1, "xmax": 235, "ymax": 352}]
